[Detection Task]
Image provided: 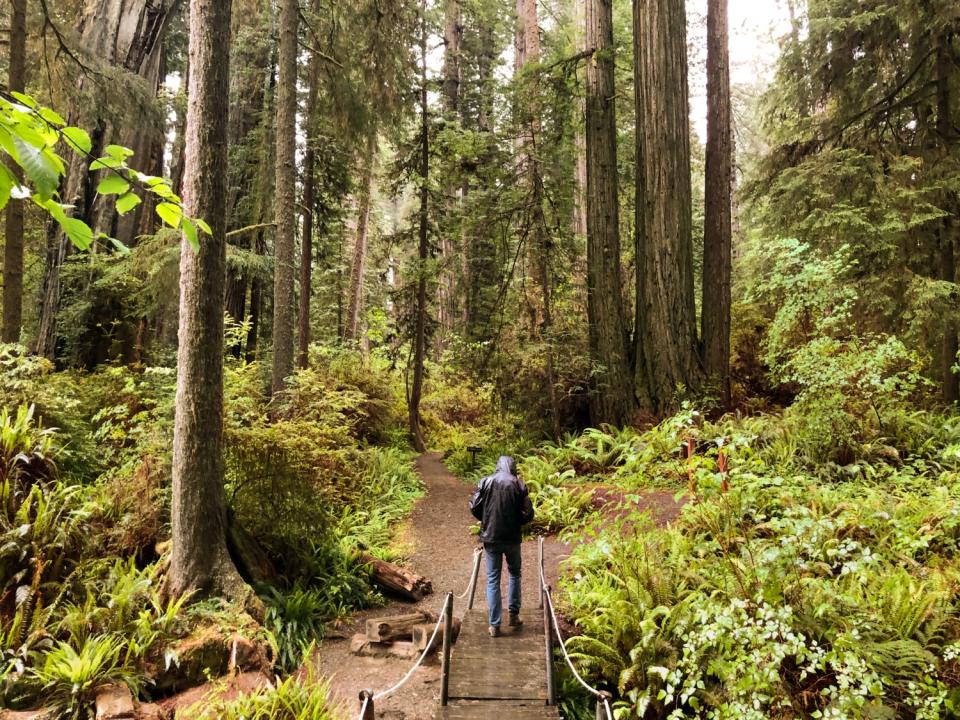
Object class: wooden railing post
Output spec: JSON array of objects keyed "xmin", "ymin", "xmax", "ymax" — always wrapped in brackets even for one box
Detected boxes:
[
  {"xmin": 358, "ymin": 689, "xmax": 374, "ymax": 719},
  {"xmin": 544, "ymin": 587, "xmax": 556, "ymax": 706},
  {"xmin": 538, "ymin": 537, "xmax": 544, "ymax": 609},
  {"xmin": 440, "ymin": 592, "xmax": 453, "ymax": 706},
  {"xmin": 467, "ymin": 548, "xmax": 481, "ymax": 610}
]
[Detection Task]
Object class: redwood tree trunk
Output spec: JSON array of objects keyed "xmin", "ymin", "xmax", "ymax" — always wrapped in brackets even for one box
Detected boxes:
[
  {"xmin": 2, "ymin": 0, "xmax": 27, "ymax": 343},
  {"xmin": 169, "ymin": 0, "xmax": 246, "ymax": 600},
  {"xmin": 344, "ymin": 131, "xmax": 378, "ymax": 342},
  {"xmin": 271, "ymin": 0, "xmax": 298, "ymax": 392},
  {"xmin": 633, "ymin": 0, "xmax": 703, "ymax": 412},
  {"xmin": 572, "ymin": 0, "xmax": 587, "ymax": 240},
  {"xmin": 409, "ymin": 1, "xmax": 429, "ymax": 453},
  {"xmin": 585, "ymin": 0, "xmax": 634, "ymax": 425},
  {"xmin": 701, "ymin": 0, "xmax": 732, "ymax": 404}
]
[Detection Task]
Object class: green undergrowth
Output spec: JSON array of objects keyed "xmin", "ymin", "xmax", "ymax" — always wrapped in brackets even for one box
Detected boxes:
[
  {"xmin": 539, "ymin": 406, "xmax": 960, "ymax": 719},
  {"xmin": 0, "ymin": 342, "xmax": 432, "ymax": 715},
  {"xmin": 183, "ymin": 646, "xmax": 338, "ymax": 719}
]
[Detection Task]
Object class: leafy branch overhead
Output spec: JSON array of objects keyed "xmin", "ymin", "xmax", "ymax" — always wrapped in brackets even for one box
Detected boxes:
[{"xmin": 0, "ymin": 90, "xmax": 210, "ymax": 253}]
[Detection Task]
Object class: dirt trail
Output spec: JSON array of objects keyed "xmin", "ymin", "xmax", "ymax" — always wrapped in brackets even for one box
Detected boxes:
[{"xmin": 312, "ymin": 452, "xmax": 569, "ymax": 720}]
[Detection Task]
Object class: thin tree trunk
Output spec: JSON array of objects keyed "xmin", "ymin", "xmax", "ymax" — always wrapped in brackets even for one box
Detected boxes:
[
  {"xmin": 298, "ymin": 8, "xmax": 322, "ymax": 369},
  {"xmin": 585, "ymin": 0, "xmax": 633, "ymax": 425},
  {"xmin": 701, "ymin": 0, "xmax": 732, "ymax": 404},
  {"xmin": 246, "ymin": 56, "xmax": 277, "ymax": 362},
  {"xmin": 344, "ymin": 130, "xmax": 378, "ymax": 342},
  {"xmin": 633, "ymin": 0, "xmax": 703, "ymax": 413},
  {"xmin": 409, "ymin": 0, "xmax": 429, "ymax": 453},
  {"xmin": 271, "ymin": 0, "xmax": 298, "ymax": 392},
  {"xmin": 2, "ymin": 0, "xmax": 27, "ymax": 343},
  {"xmin": 169, "ymin": 0, "xmax": 246, "ymax": 600},
  {"xmin": 937, "ymin": 37, "xmax": 958, "ymax": 404}
]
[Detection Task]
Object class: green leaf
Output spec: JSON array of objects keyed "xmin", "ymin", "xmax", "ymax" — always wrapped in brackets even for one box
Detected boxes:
[
  {"xmin": 0, "ymin": 167, "xmax": 11, "ymax": 213},
  {"xmin": 109, "ymin": 237, "xmax": 131, "ymax": 256},
  {"xmin": 105, "ymin": 144, "xmax": 134, "ymax": 161},
  {"xmin": 195, "ymin": 218, "xmax": 212, "ymax": 235},
  {"xmin": 59, "ymin": 217, "xmax": 94, "ymax": 250},
  {"xmin": 38, "ymin": 107, "xmax": 66, "ymax": 126},
  {"xmin": 61, "ymin": 127, "xmax": 92, "ymax": 155},
  {"xmin": 9, "ymin": 91, "xmax": 37, "ymax": 109},
  {"xmin": 182, "ymin": 217, "xmax": 199, "ymax": 252},
  {"xmin": 12, "ymin": 136, "xmax": 58, "ymax": 199},
  {"xmin": 96, "ymin": 174, "xmax": 130, "ymax": 196},
  {"xmin": 90, "ymin": 156, "xmax": 123, "ymax": 170},
  {"xmin": 156, "ymin": 201, "xmax": 183, "ymax": 229},
  {"xmin": 115, "ymin": 192, "xmax": 141, "ymax": 215}
]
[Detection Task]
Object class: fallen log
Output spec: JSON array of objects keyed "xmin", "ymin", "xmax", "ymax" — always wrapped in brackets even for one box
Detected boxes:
[
  {"xmin": 359, "ymin": 553, "xmax": 432, "ymax": 601},
  {"xmin": 412, "ymin": 618, "xmax": 461, "ymax": 652},
  {"xmin": 350, "ymin": 634, "xmax": 420, "ymax": 660},
  {"xmin": 365, "ymin": 611, "xmax": 437, "ymax": 643}
]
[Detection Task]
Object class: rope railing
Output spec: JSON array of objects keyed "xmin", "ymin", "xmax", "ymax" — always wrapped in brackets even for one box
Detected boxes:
[
  {"xmin": 356, "ymin": 546, "xmax": 484, "ymax": 719},
  {"xmin": 538, "ymin": 536, "xmax": 613, "ymax": 720}
]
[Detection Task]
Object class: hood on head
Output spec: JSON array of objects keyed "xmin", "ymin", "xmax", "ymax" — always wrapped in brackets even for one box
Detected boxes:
[{"xmin": 496, "ymin": 455, "xmax": 517, "ymax": 475}]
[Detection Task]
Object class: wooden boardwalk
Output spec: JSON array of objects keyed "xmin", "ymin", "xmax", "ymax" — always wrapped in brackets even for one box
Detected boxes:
[{"xmin": 434, "ymin": 607, "xmax": 559, "ymax": 719}]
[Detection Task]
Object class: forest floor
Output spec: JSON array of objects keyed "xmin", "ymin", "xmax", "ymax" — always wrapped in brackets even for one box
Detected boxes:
[{"xmin": 311, "ymin": 452, "xmax": 569, "ymax": 720}]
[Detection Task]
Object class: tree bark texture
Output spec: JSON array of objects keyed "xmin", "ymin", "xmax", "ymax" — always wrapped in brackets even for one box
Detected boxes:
[
  {"xmin": 168, "ymin": 0, "xmax": 246, "ymax": 600},
  {"xmin": 35, "ymin": 0, "xmax": 178, "ymax": 359},
  {"xmin": 937, "ymin": 37, "xmax": 959, "ymax": 404},
  {"xmin": 437, "ymin": 0, "xmax": 463, "ymax": 340},
  {"xmin": 701, "ymin": 0, "xmax": 732, "ymax": 403},
  {"xmin": 409, "ymin": 1, "xmax": 429, "ymax": 453},
  {"xmin": 2, "ymin": 0, "xmax": 27, "ymax": 343},
  {"xmin": 344, "ymin": 131, "xmax": 378, "ymax": 342},
  {"xmin": 572, "ymin": 0, "xmax": 587, "ymax": 240},
  {"xmin": 633, "ymin": 0, "xmax": 703, "ymax": 412},
  {"xmin": 585, "ymin": 0, "xmax": 634, "ymax": 425},
  {"xmin": 271, "ymin": 0, "xmax": 299, "ymax": 393}
]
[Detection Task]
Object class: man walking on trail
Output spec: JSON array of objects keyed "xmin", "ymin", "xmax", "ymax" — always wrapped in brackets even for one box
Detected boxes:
[{"xmin": 469, "ymin": 456, "xmax": 534, "ymax": 637}]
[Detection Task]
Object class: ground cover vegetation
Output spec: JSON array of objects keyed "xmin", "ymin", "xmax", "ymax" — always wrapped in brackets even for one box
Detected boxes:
[{"xmin": 1, "ymin": 0, "xmax": 959, "ymax": 716}]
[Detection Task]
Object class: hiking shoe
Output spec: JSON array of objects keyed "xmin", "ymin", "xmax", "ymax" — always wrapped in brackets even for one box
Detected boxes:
[
  {"xmin": 488, "ymin": 625, "xmax": 501, "ymax": 638},
  {"xmin": 508, "ymin": 612, "xmax": 523, "ymax": 628}
]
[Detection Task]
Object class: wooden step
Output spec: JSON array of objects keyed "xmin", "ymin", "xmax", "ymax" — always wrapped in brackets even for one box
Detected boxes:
[{"xmin": 434, "ymin": 700, "xmax": 562, "ymax": 719}]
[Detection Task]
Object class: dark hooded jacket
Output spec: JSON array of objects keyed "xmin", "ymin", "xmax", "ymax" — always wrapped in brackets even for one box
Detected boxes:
[{"xmin": 469, "ymin": 456, "xmax": 534, "ymax": 544}]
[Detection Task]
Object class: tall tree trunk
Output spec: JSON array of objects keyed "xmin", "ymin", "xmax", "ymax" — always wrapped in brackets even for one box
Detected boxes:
[
  {"xmin": 344, "ymin": 130, "xmax": 378, "ymax": 342},
  {"xmin": 466, "ymin": 16, "xmax": 498, "ymax": 343},
  {"xmin": 633, "ymin": 0, "xmax": 703, "ymax": 413},
  {"xmin": 271, "ymin": 0, "xmax": 298, "ymax": 392},
  {"xmin": 585, "ymin": 0, "xmax": 633, "ymax": 425},
  {"xmin": 246, "ymin": 56, "xmax": 277, "ymax": 362},
  {"xmin": 572, "ymin": 0, "xmax": 587, "ymax": 240},
  {"xmin": 168, "ymin": 0, "xmax": 246, "ymax": 600},
  {"xmin": 516, "ymin": 0, "xmax": 561, "ymax": 437},
  {"xmin": 2, "ymin": 0, "xmax": 27, "ymax": 343},
  {"xmin": 409, "ymin": 0, "xmax": 429, "ymax": 453},
  {"xmin": 298, "ymin": 9, "xmax": 322, "ymax": 369},
  {"xmin": 937, "ymin": 36, "xmax": 959, "ymax": 404},
  {"xmin": 437, "ymin": 0, "xmax": 463, "ymax": 342},
  {"xmin": 701, "ymin": 0, "xmax": 732, "ymax": 404}
]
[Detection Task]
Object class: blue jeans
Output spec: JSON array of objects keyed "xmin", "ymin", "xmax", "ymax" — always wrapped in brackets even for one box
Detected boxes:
[{"xmin": 484, "ymin": 542, "xmax": 522, "ymax": 627}]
